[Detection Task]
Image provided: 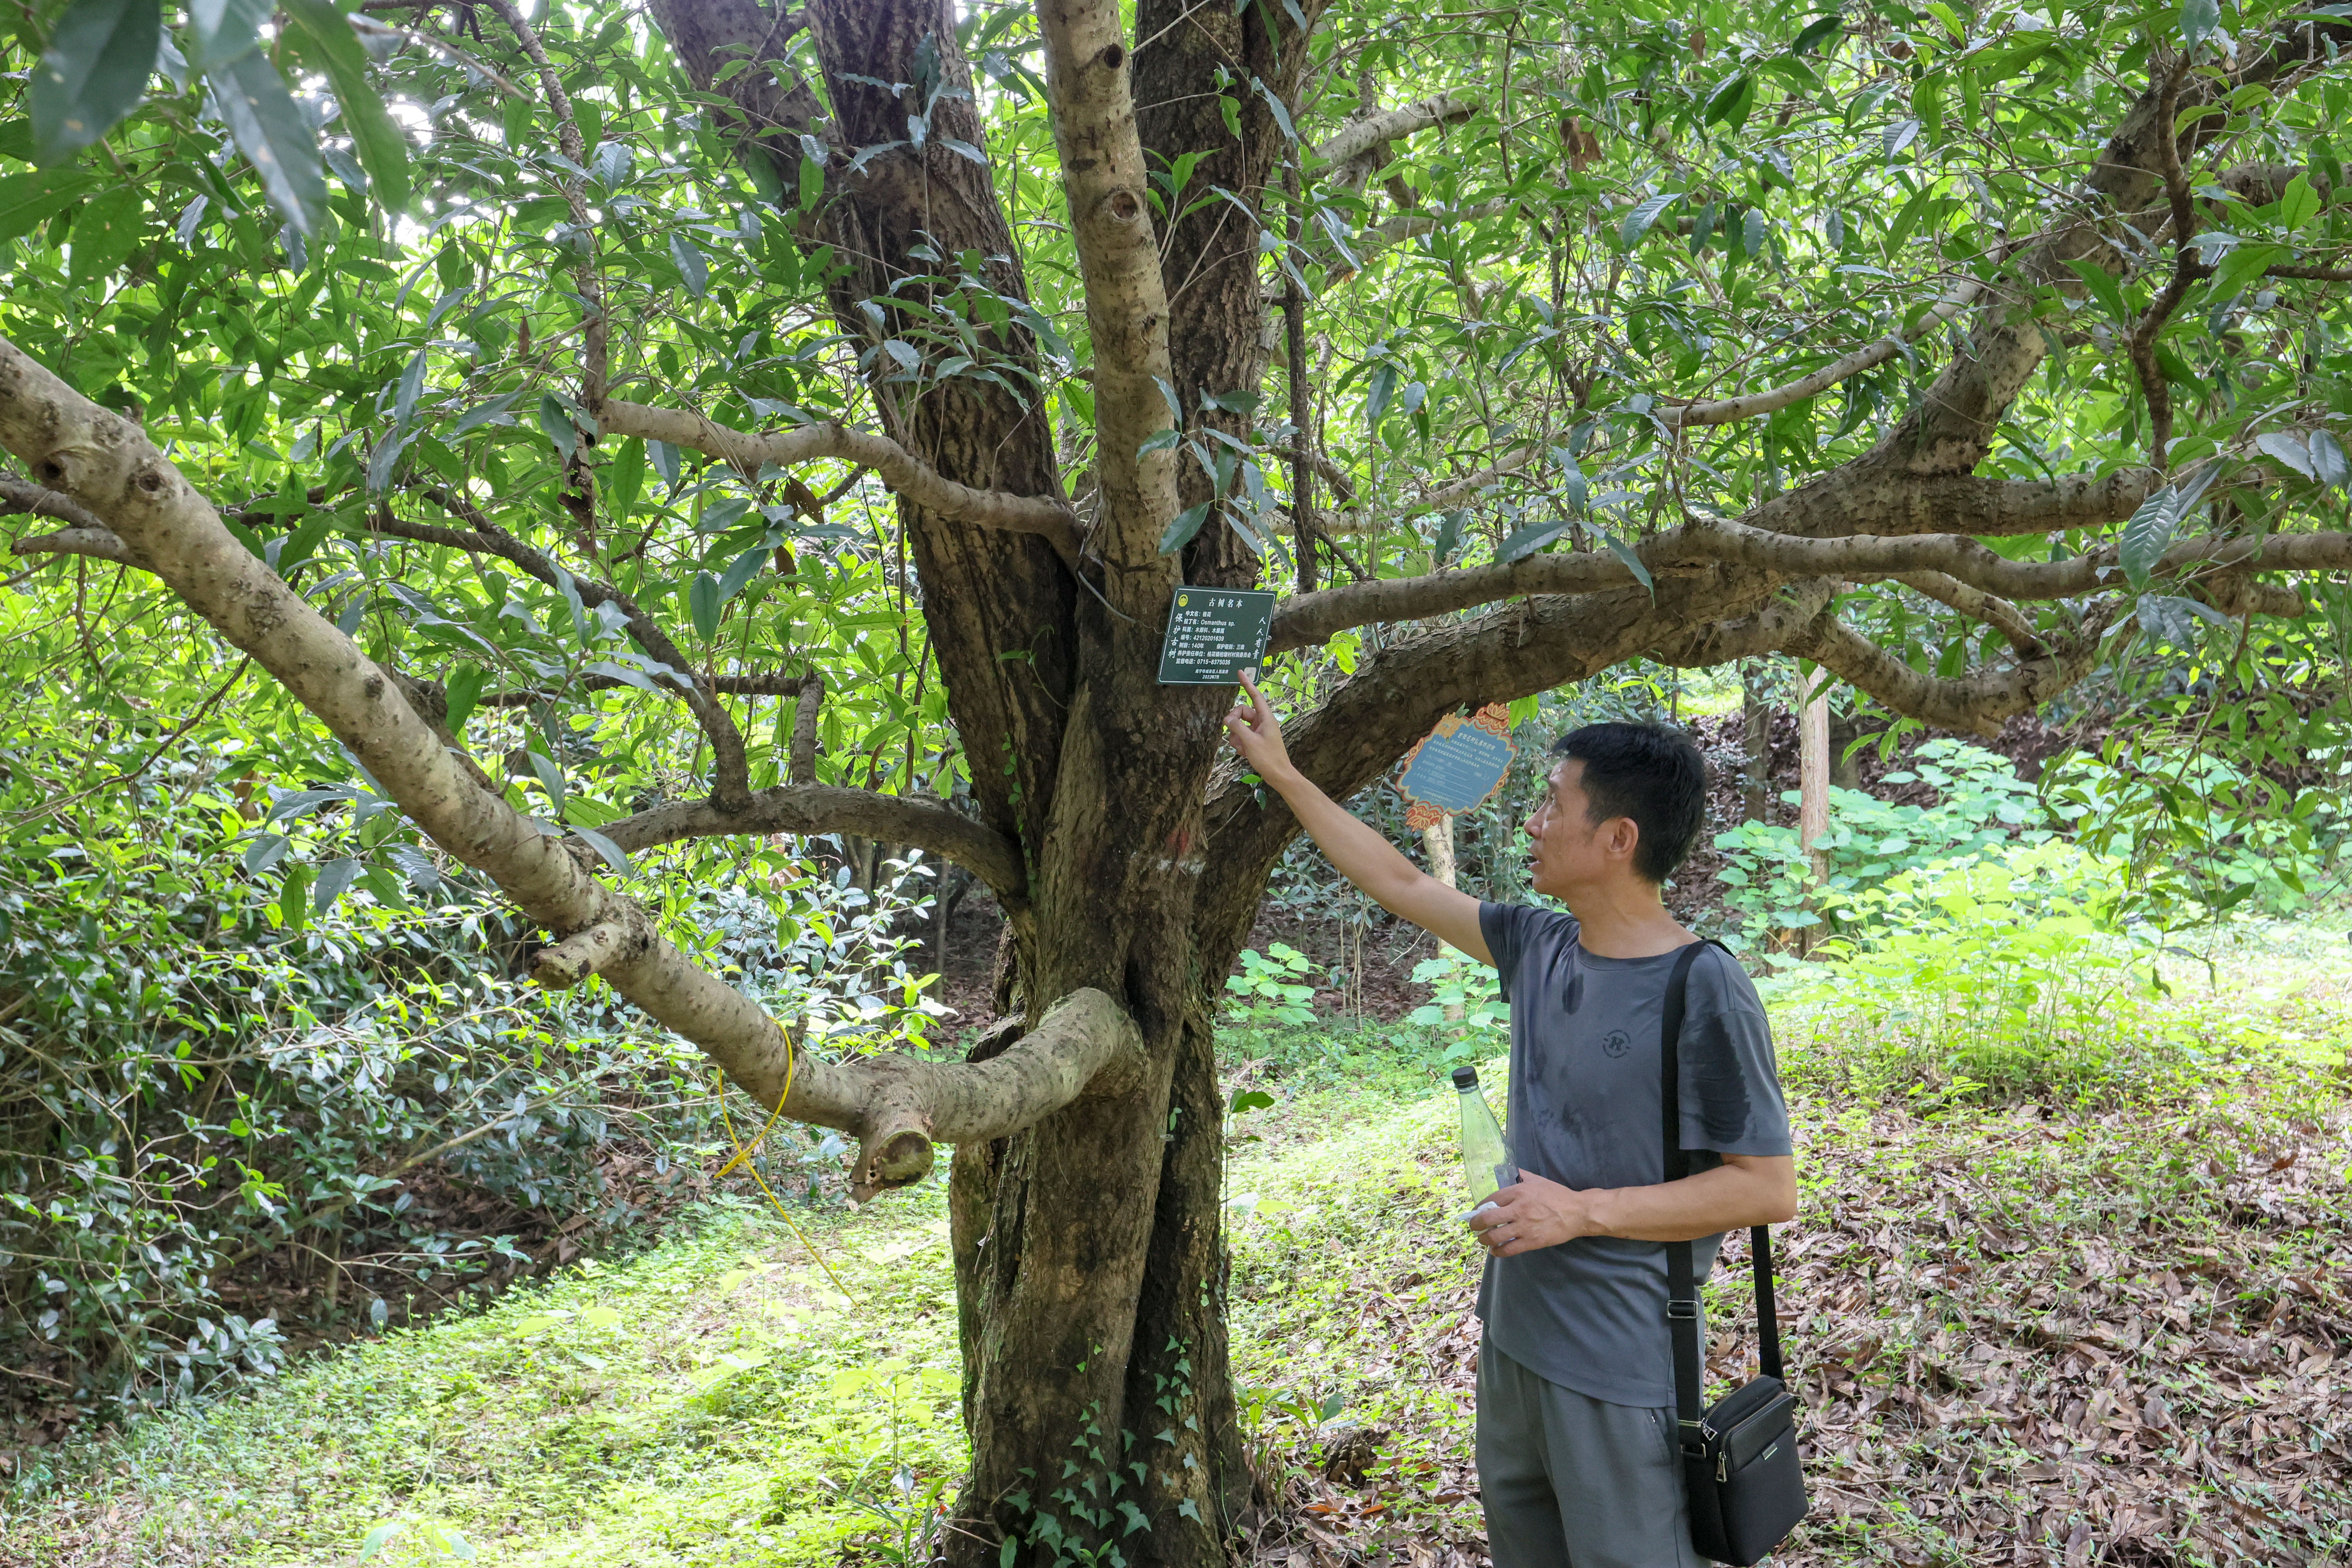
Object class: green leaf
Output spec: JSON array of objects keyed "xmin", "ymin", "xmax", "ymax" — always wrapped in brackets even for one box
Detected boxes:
[
  {"xmin": 2308, "ymin": 428, "xmax": 2349, "ymax": 490},
  {"xmin": 2208, "ymin": 240, "xmax": 2283, "ymax": 301},
  {"xmin": 1365, "ymin": 362, "xmax": 1399, "ymax": 427},
  {"xmin": 2179, "ymin": 0, "xmax": 2220, "ymax": 51},
  {"xmin": 0, "ymin": 168, "xmax": 96, "ymax": 243},
  {"xmin": 2060, "ymin": 259, "xmax": 2131, "ymax": 326},
  {"xmin": 1496, "ymin": 517, "xmax": 1573, "ymax": 564},
  {"xmin": 570, "ymin": 826, "xmax": 631, "ymax": 878},
  {"xmin": 689, "ymin": 571, "xmax": 722, "ymax": 639},
  {"xmin": 2254, "ymin": 429, "xmax": 2315, "ymax": 480},
  {"xmin": 187, "ymin": 0, "xmax": 272, "ymax": 66},
  {"xmin": 1601, "ymin": 532, "xmax": 1654, "ymax": 593},
  {"xmin": 444, "ymin": 665, "xmax": 485, "ymax": 730},
  {"xmin": 392, "ymin": 348, "xmax": 428, "ymax": 430},
  {"xmin": 29, "ymin": 0, "xmax": 160, "ymax": 166},
  {"xmin": 717, "ymin": 542, "xmax": 768, "ymax": 604},
  {"xmin": 1431, "ymin": 508, "xmax": 1466, "ymax": 566},
  {"xmin": 524, "ymin": 748, "xmax": 567, "ymax": 815},
  {"xmin": 1158, "ymin": 502, "xmax": 1212, "ymax": 555},
  {"xmin": 2275, "ymin": 172, "xmax": 2320, "ymax": 235},
  {"xmin": 1702, "ymin": 74, "xmax": 1753, "ymax": 130},
  {"xmin": 207, "ymin": 50, "xmax": 328, "ymax": 236},
  {"xmin": 313, "ymin": 856, "xmax": 361, "ymax": 915},
  {"xmin": 1621, "ymin": 192, "xmax": 1681, "ymax": 250},
  {"xmin": 537, "ymin": 394, "xmax": 579, "ymax": 461},
  {"xmin": 281, "ymin": 0, "xmax": 410, "ymax": 212},
  {"xmin": 1790, "ymin": 11, "xmax": 1844, "ymax": 54},
  {"xmin": 670, "ymin": 233, "xmax": 709, "ymax": 298},
  {"xmin": 2120, "ymin": 483, "xmax": 2180, "ymax": 591}
]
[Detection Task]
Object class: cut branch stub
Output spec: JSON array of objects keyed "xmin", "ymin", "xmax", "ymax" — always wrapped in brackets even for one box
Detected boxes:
[
  {"xmin": 842, "ymin": 986, "xmax": 1146, "ymax": 1201},
  {"xmin": 532, "ymin": 920, "xmax": 633, "ymax": 989}
]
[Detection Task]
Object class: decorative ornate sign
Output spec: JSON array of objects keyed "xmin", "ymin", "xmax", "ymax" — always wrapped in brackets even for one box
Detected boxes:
[
  {"xmin": 1396, "ymin": 705, "xmax": 1516, "ymax": 831},
  {"xmin": 1156, "ymin": 586, "xmax": 1278, "ymax": 685}
]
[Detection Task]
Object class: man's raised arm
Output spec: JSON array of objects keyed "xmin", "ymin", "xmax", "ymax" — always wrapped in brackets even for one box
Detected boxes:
[{"xmin": 1223, "ymin": 672, "xmax": 1492, "ymax": 965}]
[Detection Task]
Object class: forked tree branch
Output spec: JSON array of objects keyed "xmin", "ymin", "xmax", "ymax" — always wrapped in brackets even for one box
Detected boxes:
[
  {"xmin": 597, "ymin": 399, "xmax": 1083, "ymax": 563},
  {"xmin": 369, "ymin": 495, "xmax": 757, "ymax": 810},
  {"xmin": 2127, "ymin": 61, "xmax": 2213, "ymax": 471},
  {"xmin": 2, "ymin": 472, "xmax": 108, "ymax": 532},
  {"xmin": 1891, "ymin": 571, "xmax": 2046, "ymax": 654},
  {"xmin": 1781, "ymin": 605, "xmax": 2118, "ymax": 738},
  {"xmin": 0, "ymin": 332, "xmax": 1099, "ymax": 1200}
]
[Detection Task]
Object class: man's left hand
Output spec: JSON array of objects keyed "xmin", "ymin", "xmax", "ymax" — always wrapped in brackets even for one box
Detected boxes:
[{"xmin": 1468, "ymin": 1172, "xmax": 1602, "ymax": 1256}]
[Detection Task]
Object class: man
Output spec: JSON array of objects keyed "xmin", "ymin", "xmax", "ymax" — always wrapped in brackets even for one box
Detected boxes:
[{"xmin": 1223, "ymin": 675, "xmax": 1797, "ymax": 1568}]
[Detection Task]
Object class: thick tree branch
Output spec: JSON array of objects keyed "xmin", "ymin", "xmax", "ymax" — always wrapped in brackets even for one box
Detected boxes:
[
  {"xmin": 1752, "ymin": 468, "xmax": 2156, "ymax": 541},
  {"xmin": 1783, "ymin": 608, "xmax": 2117, "ymax": 738},
  {"xmin": 1698, "ymin": 514, "xmax": 2352, "ymax": 605},
  {"xmin": 1268, "ymin": 541, "xmax": 1679, "ymax": 652},
  {"xmin": 788, "ymin": 672, "xmax": 824, "ymax": 786},
  {"xmin": 1649, "ymin": 579, "xmax": 1839, "ymax": 667},
  {"xmin": 599, "ymin": 781, "xmax": 1026, "ymax": 904},
  {"xmin": 1036, "ymin": 0, "xmax": 1183, "ymax": 582},
  {"xmin": 0, "ymin": 332, "xmax": 1090, "ymax": 1199},
  {"xmin": 844, "ymin": 987, "xmax": 1144, "ymax": 1198},
  {"xmin": 1859, "ymin": 15, "xmax": 2352, "ymax": 478},
  {"xmin": 597, "ymin": 399, "xmax": 1082, "ymax": 563}
]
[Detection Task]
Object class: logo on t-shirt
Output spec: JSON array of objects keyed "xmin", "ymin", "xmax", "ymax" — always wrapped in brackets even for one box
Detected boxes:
[{"xmin": 1602, "ymin": 1029, "xmax": 1631, "ymax": 1058}]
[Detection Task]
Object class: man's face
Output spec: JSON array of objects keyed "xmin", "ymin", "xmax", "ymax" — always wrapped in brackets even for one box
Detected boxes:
[{"xmin": 1523, "ymin": 758, "xmax": 1638, "ymax": 902}]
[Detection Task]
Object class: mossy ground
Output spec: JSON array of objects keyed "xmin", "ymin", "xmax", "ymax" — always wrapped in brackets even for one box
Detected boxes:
[{"xmin": 5, "ymin": 918, "xmax": 2349, "ymax": 1568}]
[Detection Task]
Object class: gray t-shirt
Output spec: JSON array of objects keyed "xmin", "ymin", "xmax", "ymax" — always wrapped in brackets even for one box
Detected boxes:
[{"xmin": 1474, "ymin": 902, "xmax": 1792, "ymax": 1408}]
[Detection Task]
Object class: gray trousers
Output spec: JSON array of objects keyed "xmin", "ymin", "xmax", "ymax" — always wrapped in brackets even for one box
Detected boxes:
[{"xmin": 1475, "ymin": 1343, "xmax": 1704, "ymax": 1568}]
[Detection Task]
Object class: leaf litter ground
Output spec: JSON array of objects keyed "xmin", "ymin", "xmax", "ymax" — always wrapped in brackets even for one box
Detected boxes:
[{"xmin": 4, "ymin": 923, "xmax": 2347, "ymax": 1568}]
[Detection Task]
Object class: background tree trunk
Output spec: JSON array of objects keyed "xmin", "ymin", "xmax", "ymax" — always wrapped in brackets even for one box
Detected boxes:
[{"xmin": 1741, "ymin": 661, "xmax": 1771, "ymax": 824}]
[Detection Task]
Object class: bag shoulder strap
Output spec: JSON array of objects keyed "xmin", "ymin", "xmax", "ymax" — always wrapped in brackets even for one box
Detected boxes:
[{"xmin": 1661, "ymin": 940, "xmax": 1783, "ymax": 1448}]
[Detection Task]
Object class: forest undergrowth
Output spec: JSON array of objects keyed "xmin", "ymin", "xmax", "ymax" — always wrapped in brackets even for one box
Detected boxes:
[{"xmin": 3, "ymin": 921, "xmax": 2348, "ymax": 1568}]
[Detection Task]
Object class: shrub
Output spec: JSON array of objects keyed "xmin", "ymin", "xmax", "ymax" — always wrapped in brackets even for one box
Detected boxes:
[
  {"xmin": 0, "ymin": 740, "xmax": 944, "ymax": 1417},
  {"xmin": 1767, "ymin": 841, "xmax": 2189, "ymax": 1107},
  {"xmin": 1710, "ymin": 738, "xmax": 2051, "ymax": 944}
]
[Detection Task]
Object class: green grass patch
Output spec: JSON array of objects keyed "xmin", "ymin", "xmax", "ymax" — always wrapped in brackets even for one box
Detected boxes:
[{"xmin": 7, "ymin": 920, "xmax": 2348, "ymax": 1566}]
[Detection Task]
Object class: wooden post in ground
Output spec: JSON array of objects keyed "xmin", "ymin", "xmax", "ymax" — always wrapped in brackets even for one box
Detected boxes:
[
  {"xmin": 1799, "ymin": 670, "xmax": 1831, "ymax": 887},
  {"xmin": 1421, "ymin": 815, "xmax": 1465, "ymax": 1021},
  {"xmin": 1741, "ymin": 660, "xmax": 1771, "ymax": 822}
]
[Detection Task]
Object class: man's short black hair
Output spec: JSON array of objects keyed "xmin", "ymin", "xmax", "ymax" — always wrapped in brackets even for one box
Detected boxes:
[{"xmin": 1550, "ymin": 722, "xmax": 1708, "ymax": 884}]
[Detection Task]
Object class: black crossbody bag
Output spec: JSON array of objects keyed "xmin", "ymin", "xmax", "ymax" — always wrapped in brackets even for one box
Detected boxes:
[{"xmin": 1661, "ymin": 942, "xmax": 1808, "ymax": 1566}]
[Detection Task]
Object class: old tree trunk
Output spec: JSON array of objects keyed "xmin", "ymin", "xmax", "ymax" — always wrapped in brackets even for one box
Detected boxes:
[{"xmin": 5, "ymin": 0, "xmax": 2352, "ymax": 1562}]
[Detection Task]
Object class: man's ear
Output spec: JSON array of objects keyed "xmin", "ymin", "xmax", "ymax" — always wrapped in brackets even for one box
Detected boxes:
[{"xmin": 1608, "ymin": 816, "xmax": 1641, "ymax": 865}]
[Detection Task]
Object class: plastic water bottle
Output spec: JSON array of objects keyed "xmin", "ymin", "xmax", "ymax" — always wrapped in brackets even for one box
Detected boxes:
[{"xmin": 1452, "ymin": 1065, "xmax": 1518, "ymax": 1210}]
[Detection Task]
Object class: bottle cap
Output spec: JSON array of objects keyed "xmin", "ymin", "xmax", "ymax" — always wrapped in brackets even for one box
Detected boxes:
[{"xmin": 1450, "ymin": 1065, "xmax": 1479, "ymax": 1089}]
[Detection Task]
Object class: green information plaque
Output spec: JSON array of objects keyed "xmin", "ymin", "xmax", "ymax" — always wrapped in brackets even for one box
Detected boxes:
[{"xmin": 1156, "ymin": 586, "xmax": 1278, "ymax": 686}]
